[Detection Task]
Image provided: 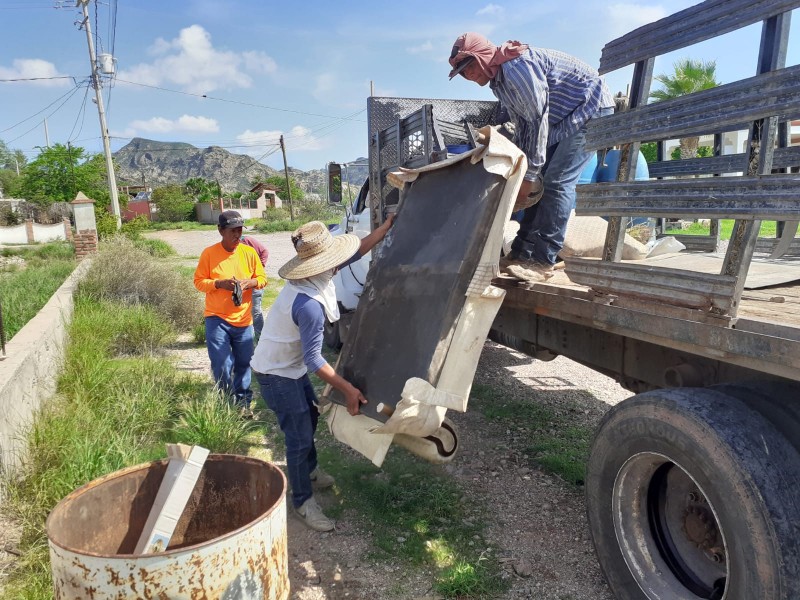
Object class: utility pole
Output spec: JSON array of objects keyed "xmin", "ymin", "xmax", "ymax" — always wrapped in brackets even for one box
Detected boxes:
[
  {"xmin": 279, "ymin": 135, "xmax": 294, "ymax": 221},
  {"xmin": 77, "ymin": 0, "xmax": 121, "ymax": 229},
  {"xmin": 44, "ymin": 118, "xmax": 51, "ymax": 147}
]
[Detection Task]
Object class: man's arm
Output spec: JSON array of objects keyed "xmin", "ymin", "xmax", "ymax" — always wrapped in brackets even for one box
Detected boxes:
[
  {"xmin": 357, "ymin": 213, "xmax": 395, "ymax": 256},
  {"xmin": 294, "ymin": 296, "xmax": 367, "ymax": 416},
  {"xmin": 193, "ymin": 248, "xmax": 217, "ymax": 293}
]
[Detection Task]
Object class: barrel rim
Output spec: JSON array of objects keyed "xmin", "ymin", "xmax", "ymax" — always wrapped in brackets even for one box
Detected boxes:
[{"xmin": 45, "ymin": 453, "xmax": 287, "ymax": 558}]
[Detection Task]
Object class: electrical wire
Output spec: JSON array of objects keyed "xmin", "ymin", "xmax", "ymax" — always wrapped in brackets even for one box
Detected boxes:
[
  {"xmin": 0, "ymin": 76, "xmax": 75, "ymax": 83},
  {"xmin": 0, "ymin": 83, "xmax": 82, "ymax": 134},
  {"xmin": 114, "ymin": 78, "xmax": 366, "ymax": 122},
  {"xmin": 67, "ymin": 84, "xmax": 91, "ymax": 142},
  {"xmin": 6, "ymin": 84, "xmax": 82, "ymax": 144}
]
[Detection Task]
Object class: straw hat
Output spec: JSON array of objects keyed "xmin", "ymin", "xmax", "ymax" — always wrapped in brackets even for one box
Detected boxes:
[{"xmin": 278, "ymin": 221, "xmax": 360, "ymax": 280}]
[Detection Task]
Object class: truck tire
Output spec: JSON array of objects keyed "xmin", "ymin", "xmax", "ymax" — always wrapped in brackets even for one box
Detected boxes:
[
  {"xmin": 711, "ymin": 381, "xmax": 800, "ymax": 456},
  {"xmin": 586, "ymin": 388, "xmax": 800, "ymax": 600},
  {"xmin": 323, "ymin": 319, "xmax": 342, "ymax": 351}
]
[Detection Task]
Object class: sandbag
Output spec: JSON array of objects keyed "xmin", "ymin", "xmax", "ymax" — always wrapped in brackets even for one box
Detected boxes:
[{"xmin": 559, "ymin": 212, "xmax": 648, "ymax": 260}]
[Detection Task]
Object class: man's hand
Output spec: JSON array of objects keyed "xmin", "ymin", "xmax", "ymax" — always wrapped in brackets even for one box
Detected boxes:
[
  {"xmin": 215, "ymin": 278, "xmax": 237, "ymax": 291},
  {"xmin": 343, "ymin": 383, "xmax": 368, "ymax": 416},
  {"xmin": 513, "ymin": 176, "xmax": 544, "ymax": 212},
  {"xmin": 380, "ymin": 213, "xmax": 396, "ymax": 232},
  {"xmin": 216, "ymin": 277, "xmax": 257, "ymax": 291}
]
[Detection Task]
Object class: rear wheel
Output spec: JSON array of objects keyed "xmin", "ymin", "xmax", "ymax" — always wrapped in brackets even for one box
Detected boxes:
[{"xmin": 586, "ymin": 388, "xmax": 800, "ymax": 600}]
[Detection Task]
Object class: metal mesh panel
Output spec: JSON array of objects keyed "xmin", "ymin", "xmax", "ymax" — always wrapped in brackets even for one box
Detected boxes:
[{"xmin": 367, "ymin": 97, "xmax": 501, "ymax": 225}]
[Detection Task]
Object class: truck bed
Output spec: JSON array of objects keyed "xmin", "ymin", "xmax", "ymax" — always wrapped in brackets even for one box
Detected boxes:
[{"xmin": 493, "ymin": 252, "xmax": 800, "ymax": 385}]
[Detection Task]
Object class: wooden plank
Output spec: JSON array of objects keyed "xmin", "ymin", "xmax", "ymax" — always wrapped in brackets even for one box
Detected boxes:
[
  {"xmin": 134, "ymin": 444, "xmax": 209, "ymax": 554},
  {"xmin": 599, "ymin": 0, "xmax": 800, "ymax": 73},
  {"xmin": 564, "ymin": 257, "xmax": 737, "ymax": 311},
  {"xmin": 577, "ymin": 175, "xmax": 800, "ymax": 219},
  {"xmin": 647, "ymin": 145, "xmax": 800, "ymax": 178},
  {"xmin": 586, "ymin": 66, "xmax": 800, "ymax": 151}
]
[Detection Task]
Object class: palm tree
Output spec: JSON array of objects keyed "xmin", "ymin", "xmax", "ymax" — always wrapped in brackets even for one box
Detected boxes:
[{"xmin": 650, "ymin": 59, "xmax": 720, "ymax": 159}]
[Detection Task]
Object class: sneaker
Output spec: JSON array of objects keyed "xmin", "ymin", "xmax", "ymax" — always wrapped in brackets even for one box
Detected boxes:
[
  {"xmin": 310, "ymin": 466, "xmax": 335, "ymax": 489},
  {"xmin": 295, "ymin": 496, "xmax": 335, "ymax": 532},
  {"xmin": 238, "ymin": 406, "xmax": 254, "ymax": 420}
]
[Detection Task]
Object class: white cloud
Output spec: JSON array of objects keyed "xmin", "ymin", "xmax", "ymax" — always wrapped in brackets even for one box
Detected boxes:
[
  {"xmin": 606, "ymin": 4, "xmax": 668, "ymax": 38},
  {"xmin": 236, "ymin": 125, "xmax": 324, "ymax": 160},
  {"xmin": 117, "ymin": 25, "xmax": 277, "ymax": 94},
  {"xmin": 477, "ymin": 4, "xmax": 504, "ymax": 17},
  {"xmin": 0, "ymin": 59, "xmax": 69, "ymax": 86},
  {"xmin": 407, "ymin": 41, "xmax": 434, "ymax": 55},
  {"xmin": 127, "ymin": 114, "xmax": 220, "ymax": 134}
]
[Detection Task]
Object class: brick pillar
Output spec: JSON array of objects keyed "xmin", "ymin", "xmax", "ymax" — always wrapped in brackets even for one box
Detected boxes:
[
  {"xmin": 25, "ymin": 219, "xmax": 34, "ymax": 243},
  {"xmin": 73, "ymin": 229, "xmax": 98, "ymax": 260},
  {"xmin": 63, "ymin": 217, "xmax": 73, "ymax": 242}
]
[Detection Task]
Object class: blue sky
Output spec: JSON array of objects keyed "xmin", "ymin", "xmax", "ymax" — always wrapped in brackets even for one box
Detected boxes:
[{"xmin": 2, "ymin": 1, "xmax": 799, "ymax": 174}]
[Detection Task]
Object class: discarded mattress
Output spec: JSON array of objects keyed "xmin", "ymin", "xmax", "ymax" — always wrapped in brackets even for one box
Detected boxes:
[{"xmin": 324, "ymin": 126, "xmax": 526, "ymax": 466}]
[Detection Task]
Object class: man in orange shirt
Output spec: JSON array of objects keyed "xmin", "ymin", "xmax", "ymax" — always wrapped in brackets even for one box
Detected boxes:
[{"xmin": 194, "ymin": 211, "xmax": 267, "ymax": 414}]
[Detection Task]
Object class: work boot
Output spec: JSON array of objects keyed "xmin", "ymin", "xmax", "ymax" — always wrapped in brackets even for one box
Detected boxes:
[
  {"xmin": 310, "ymin": 466, "xmax": 335, "ymax": 489},
  {"xmin": 295, "ymin": 496, "xmax": 335, "ymax": 532},
  {"xmin": 501, "ymin": 256, "xmax": 555, "ymax": 283}
]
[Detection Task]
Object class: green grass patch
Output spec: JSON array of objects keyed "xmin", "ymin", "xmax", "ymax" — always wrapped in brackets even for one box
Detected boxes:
[
  {"xmin": 665, "ymin": 219, "xmax": 777, "ymax": 241},
  {"xmin": 470, "ymin": 383, "xmax": 592, "ymax": 486},
  {"xmin": 0, "ymin": 242, "xmax": 76, "ymax": 340},
  {"xmin": 132, "ymin": 237, "xmax": 177, "ymax": 257},
  {"xmin": 144, "ymin": 221, "xmax": 216, "ymax": 231}
]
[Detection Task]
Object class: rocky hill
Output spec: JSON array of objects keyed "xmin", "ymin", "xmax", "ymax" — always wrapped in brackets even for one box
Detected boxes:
[{"xmin": 113, "ymin": 138, "xmax": 367, "ymax": 198}]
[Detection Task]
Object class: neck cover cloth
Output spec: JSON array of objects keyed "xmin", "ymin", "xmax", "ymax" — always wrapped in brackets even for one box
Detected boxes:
[{"xmin": 449, "ymin": 32, "xmax": 528, "ymax": 80}]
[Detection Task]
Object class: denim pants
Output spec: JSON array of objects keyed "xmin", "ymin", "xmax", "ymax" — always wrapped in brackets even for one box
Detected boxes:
[
  {"xmin": 204, "ymin": 316, "xmax": 254, "ymax": 407},
  {"xmin": 251, "ymin": 288, "xmax": 264, "ymax": 340},
  {"xmin": 511, "ymin": 107, "xmax": 614, "ymax": 265},
  {"xmin": 255, "ymin": 372, "xmax": 319, "ymax": 508}
]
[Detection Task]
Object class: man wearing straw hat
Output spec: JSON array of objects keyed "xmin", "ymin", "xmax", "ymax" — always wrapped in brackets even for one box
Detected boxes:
[{"xmin": 252, "ymin": 216, "xmax": 394, "ymax": 531}]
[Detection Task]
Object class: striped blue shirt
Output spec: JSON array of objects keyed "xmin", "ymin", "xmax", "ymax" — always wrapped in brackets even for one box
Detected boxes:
[{"xmin": 490, "ymin": 48, "xmax": 614, "ymax": 180}]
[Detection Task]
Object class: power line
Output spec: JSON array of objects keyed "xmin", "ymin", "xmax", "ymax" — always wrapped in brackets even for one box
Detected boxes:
[
  {"xmin": 1, "ymin": 80, "xmax": 84, "ymax": 133},
  {"xmin": 114, "ymin": 78, "xmax": 366, "ymax": 122},
  {"xmin": 5, "ymin": 85, "xmax": 82, "ymax": 143},
  {"xmin": 67, "ymin": 85, "xmax": 91, "ymax": 142},
  {"xmin": 0, "ymin": 76, "xmax": 75, "ymax": 82}
]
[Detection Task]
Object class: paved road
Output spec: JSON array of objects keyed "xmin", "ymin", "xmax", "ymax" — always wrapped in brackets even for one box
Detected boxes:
[{"xmin": 143, "ymin": 229, "xmax": 295, "ymax": 279}]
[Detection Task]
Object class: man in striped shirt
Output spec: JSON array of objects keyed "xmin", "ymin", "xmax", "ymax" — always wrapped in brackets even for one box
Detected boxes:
[{"xmin": 449, "ymin": 32, "xmax": 615, "ymax": 274}]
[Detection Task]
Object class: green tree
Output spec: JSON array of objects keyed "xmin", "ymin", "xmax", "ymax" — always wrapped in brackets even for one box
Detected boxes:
[
  {"xmin": 17, "ymin": 144, "xmax": 109, "ymax": 205},
  {"xmin": 185, "ymin": 177, "xmax": 220, "ymax": 203},
  {"xmin": 640, "ymin": 142, "xmax": 658, "ymax": 164},
  {"xmin": 650, "ymin": 59, "xmax": 720, "ymax": 159},
  {"xmin": 252, "ymin": 175, "xmax": 305, "ymax": 202},
  {"xmin": 151, "ymin": 184, "xmax": 195, "ymax": 222}
]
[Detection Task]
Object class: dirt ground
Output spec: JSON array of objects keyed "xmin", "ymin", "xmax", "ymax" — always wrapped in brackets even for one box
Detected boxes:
[
  {"xmin": 0, "ymin": 230, "xmax": 631, "ymax": 599},
  {"xmin": 147, "ymin": 229, "xmax": 631, "ymax": 599}
]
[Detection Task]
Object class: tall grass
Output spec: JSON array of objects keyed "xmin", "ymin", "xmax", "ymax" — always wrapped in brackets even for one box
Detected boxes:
[
  {"xmin": 0, "ymin": 242, "xmax": 76, "ymax": 341},
  {"xmin": 78, "ymin": 235, "xmax": 202, "ymax": 330}
]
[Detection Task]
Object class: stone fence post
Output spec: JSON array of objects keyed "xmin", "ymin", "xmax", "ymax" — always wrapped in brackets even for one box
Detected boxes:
[
  {"xmin": 25, "ymin": 219, "xmax": 34, "ymax": 244},
  {"xmin": 71, "ymin": 192, "xmax": 97, "ymax": 260},
  {"xmin": 63, "ymin": 217, "xmax": 73, "ymax": 242}
]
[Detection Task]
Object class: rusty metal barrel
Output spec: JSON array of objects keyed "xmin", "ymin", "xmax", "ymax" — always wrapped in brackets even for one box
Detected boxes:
[{"xmin": 46, "ymin": 454, "xmax": 288, "ymax": 599}]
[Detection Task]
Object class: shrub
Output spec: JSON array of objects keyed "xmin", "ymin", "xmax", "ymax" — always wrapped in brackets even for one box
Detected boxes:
[{"xmin": 78, "ymin": 235, "xmax": 202, "ymax": 330}]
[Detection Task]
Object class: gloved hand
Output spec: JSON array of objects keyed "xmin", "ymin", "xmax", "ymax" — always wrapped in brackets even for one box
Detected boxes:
[
  {"xmin": 512, "ymin": 176, "xmax": 544, "ymax": 212},
  {"xmin": 231, "ymin": 280, "xmax": 243, "ymax": 307}
]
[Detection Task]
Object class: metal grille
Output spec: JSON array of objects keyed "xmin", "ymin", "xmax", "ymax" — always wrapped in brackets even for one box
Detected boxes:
[{"xmin": 367, "ymin": 97, "xmax": 501, "ymax": 225}]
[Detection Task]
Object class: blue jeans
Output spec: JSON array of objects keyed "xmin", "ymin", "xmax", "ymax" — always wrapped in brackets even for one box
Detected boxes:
[
  {"xmin": 511, "ymin": 107, "xmax": 614, "ymax": 265},
  {"xmin": 251, "ymin": 288, "xmax": 264, "ymax": 340},
  {"xmin": 255, "ymin": 373, "xmax": 319, "ymax": 508},
  {"xmin": 205, "ymin": 316, "xmax": 254, "ymax": 407}
]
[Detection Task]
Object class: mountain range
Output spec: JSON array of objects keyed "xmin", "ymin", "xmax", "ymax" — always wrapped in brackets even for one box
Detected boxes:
[{"xmin": 113, "ymin": 138, "xmax": 368, "ymax": 199}]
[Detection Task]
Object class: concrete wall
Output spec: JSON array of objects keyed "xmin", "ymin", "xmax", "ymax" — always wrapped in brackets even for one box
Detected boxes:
[
  {"xmin": 0, "ymin": 260, "xmax": 90, "ymax": 479},
  {"xmin": 0, "ymin": 219, "xmax": 71, "ymax": 244},
  {"xmin": 195, "ymin": 203, "xmax": 263, "ymax": 224}
]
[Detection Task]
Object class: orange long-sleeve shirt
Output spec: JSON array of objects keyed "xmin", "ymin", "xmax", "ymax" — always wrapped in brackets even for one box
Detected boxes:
[{"xmin": 194, "ymin": 242, "xmax": 267, "ymax": 326}]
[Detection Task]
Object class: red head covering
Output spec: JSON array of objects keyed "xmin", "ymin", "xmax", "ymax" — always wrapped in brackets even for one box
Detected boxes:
[{"xmin": 448, "ymin": 32, "xmax": 528, "ymax": 80}]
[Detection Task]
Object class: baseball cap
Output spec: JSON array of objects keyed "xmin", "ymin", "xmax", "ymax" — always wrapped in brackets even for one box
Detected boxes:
[{"xmin": 218, "ymin": 210, "xmax": 244, "ymax": 229}]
